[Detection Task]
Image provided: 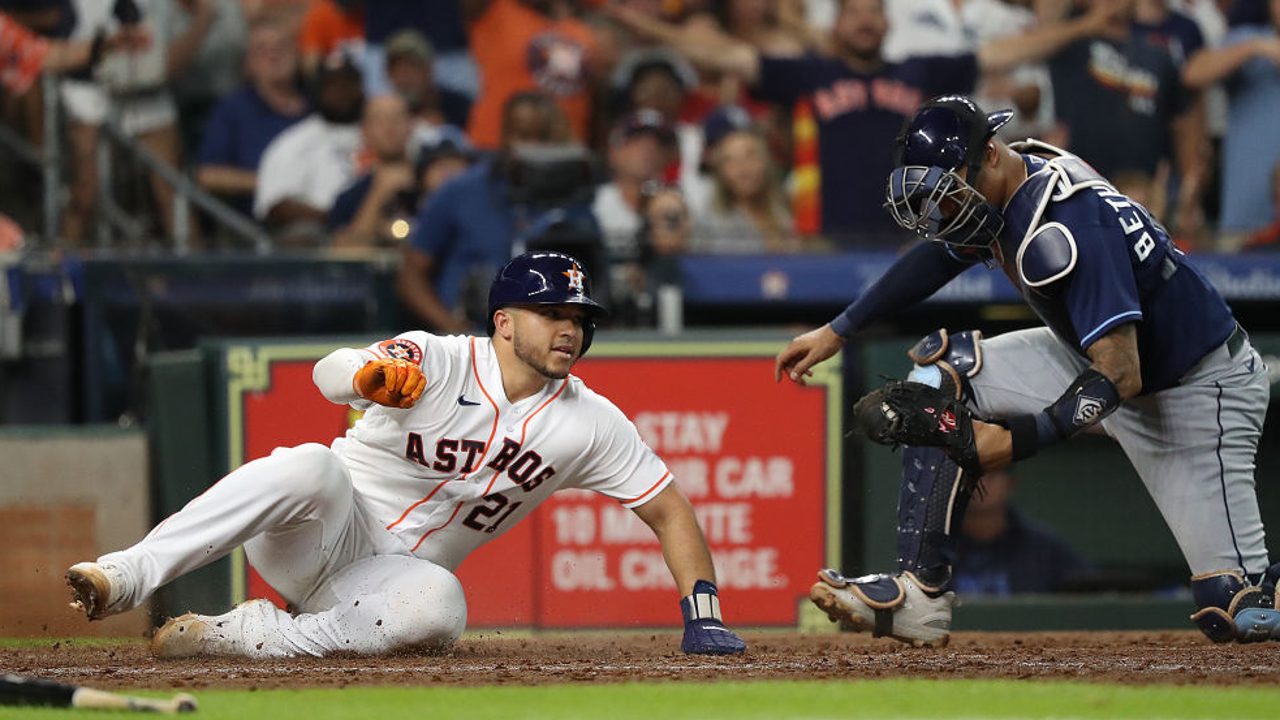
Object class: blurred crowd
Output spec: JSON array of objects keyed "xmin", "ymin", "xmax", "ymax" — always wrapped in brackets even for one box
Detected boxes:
[{"xmin": 0, "ymin": 0, "xmax": 1279, "ymax": 331}]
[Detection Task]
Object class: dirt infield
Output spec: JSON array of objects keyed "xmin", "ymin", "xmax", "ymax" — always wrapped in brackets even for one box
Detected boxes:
[{"xmin": 3, "ymin": 630, "xmax": 1279, "ymax": 691}]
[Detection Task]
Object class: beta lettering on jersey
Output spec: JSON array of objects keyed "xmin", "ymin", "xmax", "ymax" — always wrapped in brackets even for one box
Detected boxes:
[{"xmin": 1094, "ymin": 186, "xmax": 1156, "ymax": 262}]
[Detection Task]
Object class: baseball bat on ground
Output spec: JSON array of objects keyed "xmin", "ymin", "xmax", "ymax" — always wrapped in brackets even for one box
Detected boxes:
[{"xmin": 0, "ymin": 674, "xmax": 197, "ymax": 713}]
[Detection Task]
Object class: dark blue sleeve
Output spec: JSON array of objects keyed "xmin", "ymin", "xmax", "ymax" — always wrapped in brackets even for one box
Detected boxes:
[
  {"xmin": 829, "ymin": 241, "xmax": 974, "ymax": 337},
  {"xmin": 1054, "ymin": 213, "xmax": 1144, "ymax": 350},
  {"xmin": 408, "ymin": 175, "xmax": 462, "ymax": 257},
  {"xmin": 752, "ymin": 55, "xmax": 826, "ymax": 107},
  {"xmin": 195, "ymin": 97, "xmax": 237, "ymax": 166},
  {"xmin": 327, "ymin": 175, "xmax": 371, "ymax": 230},
  {"xmin": 1175, "ymin": 13, "xmax": 1205, "ymax": 60}
]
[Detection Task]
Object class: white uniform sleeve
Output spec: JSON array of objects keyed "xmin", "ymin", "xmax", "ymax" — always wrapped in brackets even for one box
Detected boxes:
[
  {"xmin": 313, "ymin": 347, "xmax": 379, "ymax": 408},
  {"xmin": 571, "ymin": 393, "xmax": 674, "ymax": 509}
]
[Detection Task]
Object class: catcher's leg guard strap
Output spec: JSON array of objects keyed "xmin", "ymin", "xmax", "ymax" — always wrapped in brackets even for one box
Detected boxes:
[
  {"xmin": 896, "ymin": 446, "xmax": 976, "ymax": 589},
  {"xmin": 818, "ymin": 570, "xmax": 904, "ymax": 638},
  {"xmin": 908, "ymin": 329, "xmax": 983, "ymax": 402}
]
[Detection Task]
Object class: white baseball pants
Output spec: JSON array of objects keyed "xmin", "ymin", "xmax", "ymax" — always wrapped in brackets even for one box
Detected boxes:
[{"xmin": 98, "ymin": 443, "xmax": 467, "ymax": 657}]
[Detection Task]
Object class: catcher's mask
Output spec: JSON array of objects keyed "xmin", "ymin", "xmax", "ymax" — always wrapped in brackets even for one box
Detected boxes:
[
  {"xmin": 487, "ymin": 250, "xmax": 608, "ymax": 356},
  {"xmin": 885, "ymin": 95, "xmax": 1013, "ymax": 258}
]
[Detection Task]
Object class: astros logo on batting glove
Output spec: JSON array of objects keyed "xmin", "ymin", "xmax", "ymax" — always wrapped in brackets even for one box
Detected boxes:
[{"xmin": 353, "ymin": 358, "xmax": 425, "ymax": 409}]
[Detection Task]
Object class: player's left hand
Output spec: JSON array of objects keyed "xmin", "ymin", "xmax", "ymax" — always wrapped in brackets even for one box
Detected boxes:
[
  {"xmin": 679, "ymin": 580, "xmax": 746, "ymax": 655},
  {"xmin": 354, "ymin": 358, "xmax": 425, "ymax": 409}
]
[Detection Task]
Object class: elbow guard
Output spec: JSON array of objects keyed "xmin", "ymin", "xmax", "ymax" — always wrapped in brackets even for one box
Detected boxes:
[{"xmin": 1008, "ymin": 368, "xmax": 1121, "ymax": 461}]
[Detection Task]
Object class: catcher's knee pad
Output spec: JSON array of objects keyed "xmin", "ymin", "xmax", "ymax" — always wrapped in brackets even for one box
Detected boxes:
[
  {"xmin": 896, "ymin": 445, "xmax": 975, "ymax": 590},
  {"xmin": 906, "ymin": 329, "xmax": 983, "ymax": 402},
  {"xmin": 1191, "ymin": 565, "xmax": 1280, "ymax": 643}
]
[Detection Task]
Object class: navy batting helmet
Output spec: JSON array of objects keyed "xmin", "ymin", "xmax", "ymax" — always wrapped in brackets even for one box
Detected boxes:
[
  {"xmin": 488, "ymin": 251, "xmax": 607, "ymax": 355},
  {"xmin": 885, "ymin": 95, "xmax": 1014, "ymax": 257}
]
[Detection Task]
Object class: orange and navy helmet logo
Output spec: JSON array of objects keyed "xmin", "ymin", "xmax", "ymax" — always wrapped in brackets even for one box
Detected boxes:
[{"xmin": 563, "ymin": 265, "xmax": 585, "ymax": 292}]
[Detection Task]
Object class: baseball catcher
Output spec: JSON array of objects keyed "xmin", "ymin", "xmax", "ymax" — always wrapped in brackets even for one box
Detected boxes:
[{"xmin": 777, "ymin": 95, "xmax": 1279, "ymax": 647}]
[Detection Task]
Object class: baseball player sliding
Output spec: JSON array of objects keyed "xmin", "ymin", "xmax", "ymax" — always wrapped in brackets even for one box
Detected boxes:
[
  {"xmin": 777, "ymin": 95, "xmax": 1279, "ymax": 647},
  {"xmin": 65, "ymin": 251, "xmax": 746, "ymax": 658}
]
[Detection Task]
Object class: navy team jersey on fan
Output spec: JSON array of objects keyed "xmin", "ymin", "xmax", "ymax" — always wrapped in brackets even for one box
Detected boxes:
[
  {"xmin": 752, "ymin": 53, "xmax": 977, "ymax": 241},
  {"xmin": 997, "ymin": 154, "xmax": 1236, "ymax": 392}
]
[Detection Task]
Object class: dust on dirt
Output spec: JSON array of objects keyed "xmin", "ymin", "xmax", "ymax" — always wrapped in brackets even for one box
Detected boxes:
[{"xmin": 3, "ymin": 630, "xmax": 1277, "ymax": 691}]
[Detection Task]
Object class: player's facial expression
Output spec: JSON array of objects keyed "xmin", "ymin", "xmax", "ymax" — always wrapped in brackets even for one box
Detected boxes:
[{"xmin": 510, "ymin": 305, "xmax": 588, "ymax": 379}]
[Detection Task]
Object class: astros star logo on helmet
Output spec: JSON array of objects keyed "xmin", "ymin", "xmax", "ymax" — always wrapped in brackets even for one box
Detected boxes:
[{"xmin": 563, "ymin": 266, "xmax": 585, "ymax": 292}]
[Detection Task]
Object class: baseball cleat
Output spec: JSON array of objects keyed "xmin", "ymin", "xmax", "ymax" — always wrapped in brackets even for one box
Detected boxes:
[
  {"xmin": 65, "ymin": 562, "xmax": 126, "ymax": 621},
  {"xmin": 151, "ymin": 599, "xmax": 276, "ymax": 659},
  {"xmin": 151, "ymin": 612, "xmax": 215, "ymax": 659},
  {"xmin": 810, "ymin": 569, "xmax": 956, "ymax": 648}
]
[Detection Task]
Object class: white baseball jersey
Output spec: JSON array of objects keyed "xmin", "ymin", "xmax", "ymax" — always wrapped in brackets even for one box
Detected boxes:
[{"xmin": 315, "ymin": 332, "xmax": 673, "ymax": 571}]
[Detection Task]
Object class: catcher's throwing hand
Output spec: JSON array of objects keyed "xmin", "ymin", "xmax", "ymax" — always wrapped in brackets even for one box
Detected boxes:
[
  {"xmin": 850, "ymin": 380, "xmax": 984, "ymax": 476},
  {"xmin": 354, "ymin": 358, "xmax": 425, "ymax": 409},
  {"xmin": 775, "ymin": 324, "xmax": 845, "ymax": 385}
]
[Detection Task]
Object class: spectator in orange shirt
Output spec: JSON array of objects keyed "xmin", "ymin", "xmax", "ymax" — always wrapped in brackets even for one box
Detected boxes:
[
  {"xmin": 298, "ymin": 0, "xmax": 364, "ymax": 77},
  {"xmin": 462, "ymin": 0, "xmax": 598, "ymax": 148},
  {"xmin": 0, "ymin": 8, "xmax": 146, "ymax": 96}
]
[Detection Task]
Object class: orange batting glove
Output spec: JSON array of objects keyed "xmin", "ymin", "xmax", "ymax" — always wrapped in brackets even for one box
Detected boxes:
[{"xmin": 353, "ymin": 358, "xmax": 425, "ymax": 409}]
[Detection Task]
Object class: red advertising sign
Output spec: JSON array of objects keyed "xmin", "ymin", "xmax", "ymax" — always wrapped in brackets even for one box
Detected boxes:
[
  {"xmin": 227, "ymin": 341, "xmax": 838, "ymax": 628},
  {"xmin": 539, "ymin": 355, "xmax": 832, "ymax": 626}
]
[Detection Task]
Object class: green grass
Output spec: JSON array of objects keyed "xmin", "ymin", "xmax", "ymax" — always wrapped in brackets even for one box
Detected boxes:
[
  {"xmin": 4, "ymin": 680, "xmax": 1280, "ymax": 720},
  {"xmin": 0, "ymin": 636, "xmax": 144, "ymax": 648}
]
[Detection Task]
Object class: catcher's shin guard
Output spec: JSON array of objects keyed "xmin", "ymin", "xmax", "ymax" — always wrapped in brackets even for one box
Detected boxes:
[
  {"xmin": 897, "ymin": 328, "xmax": 984, "ymax": 589},
  {"xmin": 1192, "ymin": 564, "xmax": 1280, "ymax": 643},
  {"xmin": 896, "ymin": 447, "xmax": 976, "ymax": 589}
]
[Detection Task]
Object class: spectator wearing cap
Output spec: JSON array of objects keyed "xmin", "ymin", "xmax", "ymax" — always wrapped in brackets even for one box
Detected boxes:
[
  {"xmin": 327, "ymin": 94, "xmax": 416, "ymax": 248},
  {"xmin": 361, "ymin": 0, "xmax": 475, "ymax": 99},
  {"xmin": 382, "ymin": 28, "xmax": 472, "ymax": 143},
  {"xmin": 253, "ymin": 52, "xmax": 364, "ymax": 243},
  {"xmin": 398, "ymin": 91, "xmax": 576, "ymax": 333},
  {"xmin": 196, "ymin": 18, "xmax": 309, "ymax": 217},
  {"xmin": 611, "ymin": 48, "xmax": 708, "ymax": 210},
  {"xmin": 461, "ymin": 0, "xmax": 598, "ymax": 148},
  {"xmin": 593, "ymin": 109, "xmax": 679, "ymax": 265},
  {"xmin": 608, "ymin": 0, "xmax": 1119, "ymax": 246},
  {"xmin": 692, "ymin": 104, "xmax": 794, "ymax": 253}
]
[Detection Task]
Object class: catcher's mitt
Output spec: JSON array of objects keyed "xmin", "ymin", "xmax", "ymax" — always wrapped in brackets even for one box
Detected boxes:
[{"xmin": 850, "ymin": 380, "xmax": 983, "ymax": 476}]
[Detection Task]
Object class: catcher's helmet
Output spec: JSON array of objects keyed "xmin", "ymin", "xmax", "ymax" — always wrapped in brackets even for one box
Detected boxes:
[
  {"xmin": 488, "ymin": 251, "xmax": 607, "ymax": 355},
  {"xmin": 885, "ymin": 95, "xmax": 1014, "ymax": 257}
]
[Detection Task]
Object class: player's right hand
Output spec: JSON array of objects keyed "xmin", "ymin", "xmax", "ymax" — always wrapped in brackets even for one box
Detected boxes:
[
  {"xmin": 774, "ymin": 324, "xmax": 845, "ymax": 386},
  {"xmin": 353, "ymin": 358, "xmax": 425, "ymax": 409}
]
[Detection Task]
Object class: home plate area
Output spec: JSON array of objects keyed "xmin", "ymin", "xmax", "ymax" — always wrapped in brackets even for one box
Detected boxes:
[{"xmin": 4, "ymin": 631, "xmax": 1280, "ymax": 691}]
